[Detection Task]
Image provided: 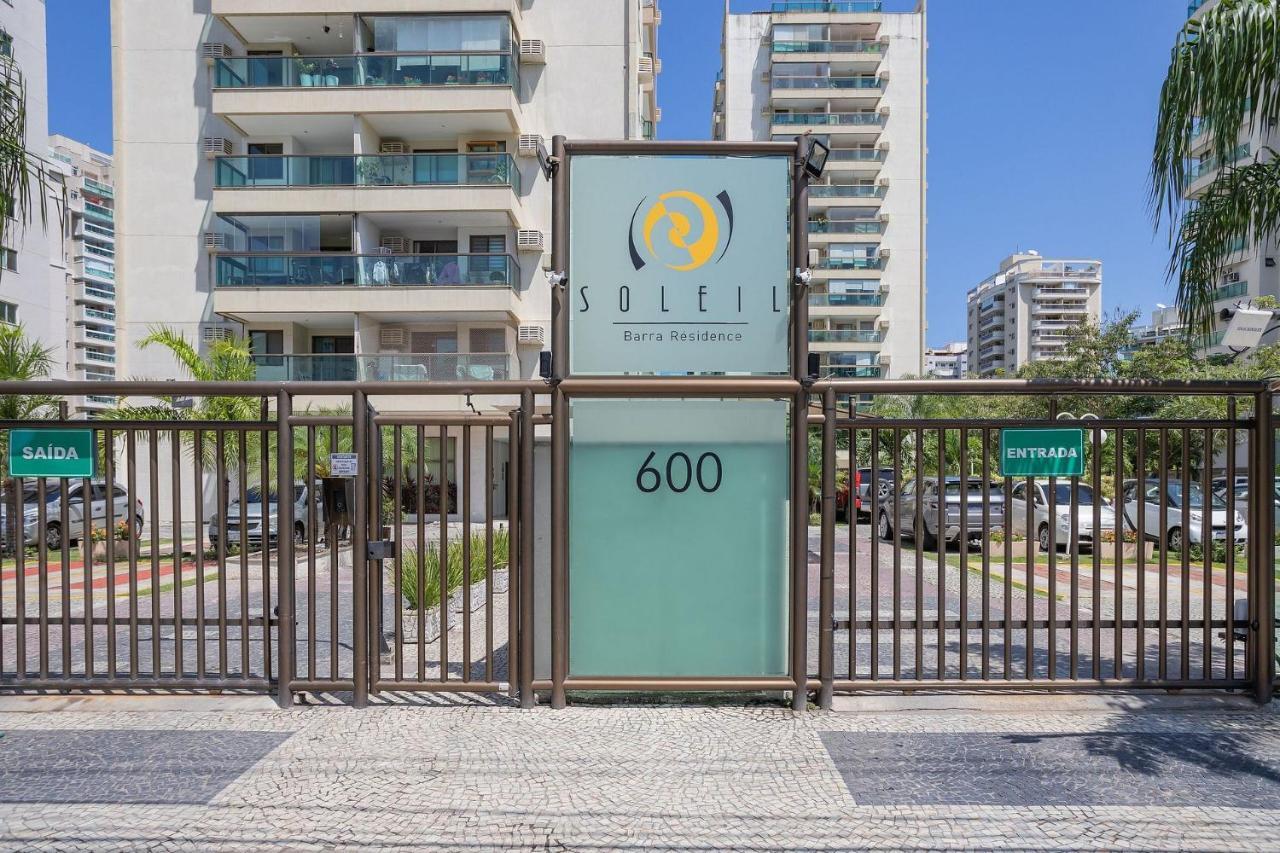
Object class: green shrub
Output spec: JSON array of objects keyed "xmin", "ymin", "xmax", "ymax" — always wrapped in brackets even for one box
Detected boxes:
[{"xmin": 394, "ymin": 526, "xmax": 510, "ymax": 611}]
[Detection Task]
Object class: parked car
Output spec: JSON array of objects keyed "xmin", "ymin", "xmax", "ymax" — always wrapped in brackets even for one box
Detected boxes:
[
  {"xmin": 1007, "ymin": 480, "xmax": 1117, "ymax": 553},
  {"xmin": 878, "ymin": 476, "xmax": 1005, "ymax": 549},
  {"xmin": 16, "ymin": 480, "xmax": 143, "ymax": 551},
  {"xmin": 1121, "ymin": 478, "xmax": 1247, "ymax": 551},
  {"xmin": 854, "ymin": 467, "xmax": 897, "ymax": 520},
  {"xmin": 207, "ymin": 483, "xmax": 324, "ymax": 550},
  {"xmin": 1212, "ymin": 479, "xmax": 1280, "ymax": 532}
]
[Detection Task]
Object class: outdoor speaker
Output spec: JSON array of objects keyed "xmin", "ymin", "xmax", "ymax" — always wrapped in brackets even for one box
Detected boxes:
[{"xmin": 539, "ymin": 350, "xmax": 553, "ymax": 378}]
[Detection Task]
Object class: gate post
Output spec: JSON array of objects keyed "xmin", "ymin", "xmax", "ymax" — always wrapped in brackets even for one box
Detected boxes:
[
  {"xmin": 1253, "ymin": 388, "xmax": 1275, "ymax": 704},
  {"xmin": 789, "ymin": 140, "xmax": 812, "ymax": 712},
  {"xmin": 507, "ymin": 407, "xmax": 521, "ymax": 701},
  {"xmin": 352, "ymin": 390, "xmax": 369, "ymax": 708},
  {"xmin": 275, "ymin": 389, "xmax": 295, "ymax": 709},
  {"xmin": 818, "ymin": 386, "xmax": 836, "ymax": 709},
  {"xmin": 549, "ymin": 133, "xmax": 569, "ymax": 710},
  {"xmin": 519, "ymin": 389, "xmax": 536, "ymax": 708}
]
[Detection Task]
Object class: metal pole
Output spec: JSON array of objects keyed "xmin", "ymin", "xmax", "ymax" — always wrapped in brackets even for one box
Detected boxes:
[
  {"xmin": 790, "ymin": 138, "xmax": 811, "ymax": 711},
  {"xmin": 507, "ymin": 408, "xmax": 521, "ymax": 700},
  {"xmin": 819, "ymin": 386, "xmax": 835, "ymax": 709},
  {"xmin": 275, "ymin": 390, "xmax": 295, "ymax": 708},
  {"xmin": 550, "ymin": 133, "xmax": 569, "ymax": 710},
  {"xmin": 351, "ymin": 390, "xmax": 369, "ymax": 708},
  {"xmin": 1255, "ymin": 390, "xmax": 1275, "ymax": 704},
  {"xmin": 519, "ymin": 389, "xmax": 536, "ymax": 708}
]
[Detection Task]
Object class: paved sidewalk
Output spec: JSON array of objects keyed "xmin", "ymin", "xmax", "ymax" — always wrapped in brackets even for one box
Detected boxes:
[{"xmin": 0, "ymin": 696, "xmax": 1277, "ymax": 850}]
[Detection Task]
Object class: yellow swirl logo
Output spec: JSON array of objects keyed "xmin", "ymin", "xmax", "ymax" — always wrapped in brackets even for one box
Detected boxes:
[{"xmin": 628, "ymin": 189, "xmax": 735, "ymax": 272}]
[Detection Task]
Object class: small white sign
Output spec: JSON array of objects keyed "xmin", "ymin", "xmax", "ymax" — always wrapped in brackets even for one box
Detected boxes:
[{"xmin": 329, "ymin": 453, "xmax": 358, "ymax": 478}]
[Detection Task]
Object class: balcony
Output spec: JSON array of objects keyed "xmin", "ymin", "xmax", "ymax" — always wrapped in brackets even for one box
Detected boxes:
[
  {"xmin": 213, "ymin": 154, "xmax": 523, "ymax": 221},
  {"xmin": 80, "ymin": 284, "xmax": 116, "ymax": 306},
  {"xmin": 809, "ymin": 329, "xmax": 882, "ymax": 343},
  {"xmin": 1032, "ymin": 287, "xmax": 1091, "ymax": 300},
  {"xmin": 251, "ymin": 353, "xmax": 512, "ymax": 382},
  {"xmin": 82, "ymin": 178, "xmax": 113, "ymax": 198},
  {"xmin": 76, "ymin": 326, "xmax": 117, "ymax": 346},
  {"xmin": 771, "ymin": 40, "xmax": 884, "ymax": 57},
  {"xmin": 73, "ymin": 305, "xmax": 115, "ymax": 325},
  {"xmin": 74, "ymin": 259, "xmax": 115, "ymax": 284},
  {"xmin": 809, "ymin": 291, "xmax": 884, "ymax": 311},
  {"xmin": 771, "ymin": 112, "xmax": 883, "ymax": 136},
  {"xmin": 212, "ymin": 53, "xmax": 521, "ymax": 135},
  {"xmin": 771, "ymin": 76, "xmax": 883, "ymax": 102},
  {"xmin": 215, "ymin": 253, "xmax": 518, "ymax": 288},
  {"xmin": 83, "ymin": 202, "xmax": 113, "ymax": 224},
  {"xmin": 808, "ymin": 184, "xmax": 884, "ymax": 209},
  {"xmin": 772, "ymin": 0, "xmax": 882, "ymax": 9},
  {"xmin": 1214, "ymin": 280, "xmax": 1249, "ymax": 301},
  {"xmin": 824, "ymin": 365, "xmax": 881, "ymax": 378},
  {"xmin": 808, "ymin": 220, "xmax": 883, "ymax": 240},
  {"xmin": 813, "ymin": 256, "xmax": 882, "ymax": 271}
]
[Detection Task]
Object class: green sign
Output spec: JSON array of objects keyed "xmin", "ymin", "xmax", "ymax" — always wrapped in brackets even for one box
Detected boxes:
[
  {"xmin": 569, "ymin": 399, "xmax": 789, "ymax": 677},
  {"xmin": 568, "ymin": 154, "xmax": 791, "ymax": 375},
  {"xmin": 999, "ymin": 428, "xmax": 1085, "ymax": 478},
  {"xmin": 9, "ymin": 429, "xmax": 96, "ymax": 478}
]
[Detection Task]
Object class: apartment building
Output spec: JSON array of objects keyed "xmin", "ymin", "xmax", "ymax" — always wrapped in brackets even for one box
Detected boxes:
[
  {"xmin": 50, "ymin": 135, "xmax": 117, "ymax": 416},
  {"xmin": 112, "ymin": 1, "xmax": 660, "ymax": 405},
  {"xmin": 923, "ymin": 341, "xmax": 965, "ymax": 378},
  {"xmin": 1130, "ymin": 303, "xmax": 1185, "ymax": 349},
  {"xmin": 1183, "ymin": 0, "xmax": 1278, "ymax": 353},
  {"xmin": 712, "ymin": 0, "xmax": 926, "ymax": 385},
  {"xmin": 0, "ymin": 0, "xmax": 65, "ymax": 369},
  {"xmin": 965, "ymin": 251, "xmax": 1102, "ymax": 378}
]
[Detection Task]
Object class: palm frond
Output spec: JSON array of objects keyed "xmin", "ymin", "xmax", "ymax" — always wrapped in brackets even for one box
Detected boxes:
[
  {"xmin": 0, "ymin": 55, "xmax": 65, "ymax": 281},
  {"xmin": 138, "ymin": 326, "xmax": 216, "ymax": 381}
]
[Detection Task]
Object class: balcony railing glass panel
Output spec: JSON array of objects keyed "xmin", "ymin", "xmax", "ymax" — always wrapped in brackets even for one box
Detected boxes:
[
  {"xmin": 214, "ymin": 52, "xmax": 517, "ymax": 89},
  {"xmin": 772, "ymin": 112, "xmax": 882, "ymax": 126},
  {"xmin": 809, "ymin": 329, "xmax": 883, "ymax": 343},
  {"xmin": 251, "ymin": 353, "xmax": 511, "ymax": 382},
  {"xmin": 215, "ymin": 253, "xmax": 518, "ymax": 288},
  {"xmin": 214, "ymin": 153, "xmax": 521, "ymax": 193}
]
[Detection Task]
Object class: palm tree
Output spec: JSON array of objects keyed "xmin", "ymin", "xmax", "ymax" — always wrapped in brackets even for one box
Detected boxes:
[
  {"xmin": 1151, "ymin": 0, "xmax": 1280, "ymax": 337},
  {"xmin": 0, "ymin": 324, "xmax": 58, "ymax": 551},
  {"xmin": 0, "ymin": 50, "xmax": 62, "ymax": 277}
]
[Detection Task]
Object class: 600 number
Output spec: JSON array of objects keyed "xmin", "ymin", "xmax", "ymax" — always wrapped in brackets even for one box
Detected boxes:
[{"xmin": 636, "ymin": 451, "xmax": 722, "ymax": 494}]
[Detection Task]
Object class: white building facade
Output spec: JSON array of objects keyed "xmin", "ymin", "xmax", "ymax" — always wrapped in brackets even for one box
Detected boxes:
[
  {"xmin": 112, "ymin": 0, "xmax": 661, "ymax": 409},
  {"xmin": 924, "ymin": 341, "xmax": 965, "ymax": 378},
  {"xmin": 712, "ymin": 0, "xmax": 927, "ymax": 383},
  {"xmin": 50, "ymin": 135, "xmax": 117, "ymax": 416},
  {"xmin": 965, "ymin": 251, "xmax": 1102, "ymax": 377}
]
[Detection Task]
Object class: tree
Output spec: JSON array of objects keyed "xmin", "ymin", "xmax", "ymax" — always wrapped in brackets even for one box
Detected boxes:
[
  {"xmin": 0, "ymin": 54, "xmax": 62, "ymax": 283},
  {"xmin": 0, "ymin": 325, "xmax": 59, "ymax": 551},
  {"xmin": 1151, "ymin": 0, "xmax": 1280, "ymax": 336}
]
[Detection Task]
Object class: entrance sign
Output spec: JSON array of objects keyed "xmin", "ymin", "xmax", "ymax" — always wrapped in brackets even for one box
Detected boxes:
[
  {"xmin": 568, "ymin": 399, "xmax": 789, "ymax": 676},
  {"xmin": 568, "ymin": 155, "xmax": 791, "ymax": 375},
  {"xmin": 9, "ymin": 429, "xmax": 96, "ymax": 478},
  {"xmin": 328, "ymin": 452, "xmax": 358, "ymax": 478},
  {"xmin": 1000, "ymin": 428, "xmax": 1085, "ymax": 478}
]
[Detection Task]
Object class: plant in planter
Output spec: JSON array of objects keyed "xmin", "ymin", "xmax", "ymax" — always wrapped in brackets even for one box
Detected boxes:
[
  {"xmin": 88, "ymin": 524, "xmax": 109, "ymax": 561},
  {"xmin": 297, "ymin": 59, "xmax": 318, "ymax": 87},
  {"xmin": 391, "ymin": 528, "xmax": 510, "ymax": 643}
]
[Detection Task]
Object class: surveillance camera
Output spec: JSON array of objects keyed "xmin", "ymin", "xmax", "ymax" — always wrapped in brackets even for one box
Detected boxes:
[{"xmin": 323, "ymin": 25, "xmax": 331, "ymax": 33}]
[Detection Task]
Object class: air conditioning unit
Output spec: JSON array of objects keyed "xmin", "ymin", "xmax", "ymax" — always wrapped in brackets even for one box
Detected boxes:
[
  {"xmin": 517, "ymin": 230, "xmax": 545, "ymax": 253},
  {"xmin": 878, "ymin": 105, "xmax": 891, "ymax": 116},
  {"xmin": 201, "ymin": 326, "xmax": 234, "ymax": 343},
  {"xmin": 201, "ymin": 42, "xmax": 231, "ymax": 64},
  {"xmin": 878, "ymin": 69, "xmax": 891, "ymax": 81},
  {"xmin": 877, "ymin": 212, "xmax": 890, "ymax": 223},
  {"xmin": 638, "ymin": 55, "xmax": 655, "ymax": 76},
  {"xmin": 654, "ymin": 107, "xmax": 662, "ymax": 122},
  {"xmin": 517, "ymin": 325, "xmax": 546, "ymax": 346},
  {"xmin": 519, "ymin": 40, "xmax": 547, "ymax": 64},
  {"xmin": 877, "ymin": 141, "xmax": 890, "ymax": 152},
  {"xmin": 379, "ymin": 141, "xmax": 407, "ymax": 155},
  {"xmin": 877, "ymin": 177, "xmax": 890, "ymax": 187},
  {"xmin": 380, "ymin": 236, "xmax": 407, "ymax": 253},
  {"xmin": 653, "ymin": 57, "xmax": 663, "ymax": 74},
  {"xmin": 202, "ymin": 231, "xmax": 226, "ymax": 252},
  {"xmin": 807, "ymin": 248, "xmax": 820, "ymax": 267},
  {"xmin": 652, "ymin": 8, "xmax": 663, "ymax": 25},
  {"xmin": 1225, "ymin": 271, "xmax": 1242, "ymax": 283},
  {"xmin": 878, "ymin": 248, "xmax": 891, "ymax": 260},
  {"xmin": 202, "ymin": 137, "xmax": 233, "ymax": 159},
  {"xmin": 379, "ymin": 327, "xmax": 407, "ymax": 349},
  {"xmin": 760, "ymin": 70, "xmax": 772, "ymax": 83},
  {"xmin": 518, "ymin": 134, "xmax": 543, "ymax": 158},
  {"xmin": 374, "ymin": 246, "xmax": 393, "ymax": 256}
]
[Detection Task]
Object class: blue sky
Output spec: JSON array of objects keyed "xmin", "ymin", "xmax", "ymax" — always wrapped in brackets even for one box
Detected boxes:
[{"xmin": 47, "ymin": 1, "xmax": 1190, "ymax": 345}]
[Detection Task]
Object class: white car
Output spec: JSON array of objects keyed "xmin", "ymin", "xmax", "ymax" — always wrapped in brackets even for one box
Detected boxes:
[
  {"xmin": 19, "ymin": 480, "xmax": 144, "ymax": 551},
  {"xmin": 1007, "ymin": 480, "xmax": 1117, "ymax": 553},
  {"xmin": 1121, "ymin": 479, "xmax": 1247, "ymax": 551}
]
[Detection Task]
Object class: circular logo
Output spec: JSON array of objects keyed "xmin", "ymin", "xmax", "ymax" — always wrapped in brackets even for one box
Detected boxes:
[{"xmin": 628, "ymin": 189, "xmax": 735, "ymax": 272}]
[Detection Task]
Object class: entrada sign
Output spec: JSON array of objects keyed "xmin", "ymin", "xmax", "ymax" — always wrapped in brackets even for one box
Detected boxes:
[
  {"xmin": 999, "ymin": 428, "xmax": 1085, "ymax": 478},
  {"xmin": 568, "ymin": 154, "xmax": 791, "ymax": 375},
  {"xmin": 9, "ymin": 429, "xmax": 96, "ymax": 478}
]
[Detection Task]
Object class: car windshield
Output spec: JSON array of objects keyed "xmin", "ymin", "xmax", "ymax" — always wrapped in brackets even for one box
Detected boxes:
[
  {"xmin": 1051, "ymin": 484, "xmax": 1110, "ymax": 506},
  {"xmin": 242, "ymin": 487, "xmax": 279, "ymax": 504},
  {"xmin": 943, "ymin": 482, "xmax": 1003, "ymax": 497},
  {"xmin": 1166, "ymin": 483, "xmax": 1227, "ymax": 509}
]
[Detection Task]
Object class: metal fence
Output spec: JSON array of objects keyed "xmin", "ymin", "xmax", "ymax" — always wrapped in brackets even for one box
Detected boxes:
[{"xmin": 0, "ymin": 377, "xmax": 1273, "ymax": 708}]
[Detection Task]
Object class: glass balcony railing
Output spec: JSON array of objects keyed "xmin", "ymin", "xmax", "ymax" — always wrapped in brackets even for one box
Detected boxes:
[
  {"xmin": 1214, "ymin": 280, "xmax": 1249, "ymax": 301},
  {"xmin": 214, "ymin": 153, "xmax": 521, "ymax": 193},
  {"xmin": 808, "ymin": 220, "xmax": 883, "ymax": 234},
  {"xmin": 251, "ymin": 353, "xmax": 511, "ymax": 382},
  {"xmin": 772, "ymin": 40, "xmax": 884, "ymax": 54},
  {"xmin": 825, "ymin": 365, "xmax": 882, "ymax": 378},
  {"xmin": 771, "ymin": 1, "xmax": 883, "ymax": 10},
  {"xmin": 82, "ymin": 308, "xmax": 115, "ymax": 322},
  {"xmin": 772, "ymin": 111, "xmax": 883, "ymax": 126},
  {"xmin": 809, "ymin": 329, "xmax": 882, "ymax": 343},
  {"xmin": 813, "ymin": 256, "xmax": 882, "ymax": 270},
  {"xmin": 84, "ymin": 350, "xmax": 115, "ymax": 364},
  {"xmin": 83, "ymin": 286, "xmax": 115, "ymax": 302},
  {"xmin": 809, "ymin": 184, "xmax": 885, "ymax": 198},
  {"xmin": 827, "ymin": 148, "xmax": 885, "ymax": 162},
  {"xmin": 642, "ymin": 119, "xmax": 655, "ymax": 140},
  {"xmin": 809, "ymin": 292, "xmax": 884, "ymax": 307},
  {"xmin": 214, "ymin": 52, "xmax": 518, "ymax": 90},
  {"xmin": 83, "ymin": 202, "xmax": 114, "ymax": 223},
  {"xmin": 772, "ymin": 76, "xmax": 883, "ymax": 91},
  {"xmin": 82, "ymin": 178, "xmax": 113, "ymax": 198},
  {"xmin": 214, "ymin": 253, "xmax": 518, "ymax": 288}
]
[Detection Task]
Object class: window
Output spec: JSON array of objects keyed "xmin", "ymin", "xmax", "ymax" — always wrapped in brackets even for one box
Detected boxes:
[
  {"xmin": 249, "ymin": 330, "xmax": 284, "ymax": 355},
  {"xmin": 0, "ymin": 30, "xmax": 12, "ymax": 59},
  {"xmin": 0, "ymin": 299, "xmax": 15, "ymax": 325},
  {"xmin": 469, "ymin": 328, "xmax": 505, "ymax": 352},
  {"xmin": 1, "ymin": 247, "xmax": 16, "ymax": 272}
]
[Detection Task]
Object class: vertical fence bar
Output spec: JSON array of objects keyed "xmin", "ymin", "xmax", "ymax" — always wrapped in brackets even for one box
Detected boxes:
[
  {"xmin": 518, "ymin": 389, "xmax": 535, "ymax": 708},
  {"xmin": 192, "ymin": 429, "xmax": 205, "ymax": 680},
  {"xmin": 1202, "ymin": 425, "xmax": 1213, "ymax": 682},
  {"xmin": 1047, "ymin": 471, "xmax": 1057, "ymax": 680},
  {"xmin": 463, "ymin": 425, "xmax": 473, "ymax": 682},
  {"xmin": 1069, "ymin": 467, "xmax": 1080, "ymax": 680},
  {"xmin": 1025, "ymin": 474, "xmax": 1034, "ymax": 679},
  {"xmin": 1003, "ymin": 460, "xmax": 1012, "ymax": 679},
  {"xmin": 415, "ymin": 425, "xmax": 426, "ymax": 682},
  {"xmin": 791, "ymin": 386, "xmax": 809, "ymax": 709},
  {"xmin": 1113, "ymin": 427, "xmax": 1124, "ymax": 681},
  {"xmin": 1253, "ymin": 388, "xmax": 1274, "ymax": 703},
  {"xmin": 506, "ymin": 411, "xmax": 520, "ymax": 698},
  {"xmin": 913, "ymin": 429, "xmax": 924, "ymax": 680},
  {"xmin": 1226, "ymin": 400, "xmax": 1238, "ymax": 680},
  {"xmin": 351, "ymin": 391, "xmax": 369, "ymax": 708},
  {"xmin": 437, "ymin": 424, "xmax": 449, "ymax": 682},
  {"xmin": 170, "ymin": 432, "xmax": 183, "ymax": 679},
  {"xmin": 892, "ymin": 428, "xmax": 902, "ymax": 680},
  {"xmin": 305, "ymin": 426, "xmax": 316, "ymax": 683},
  {"xmin": 126, "ymin": 434, "xmax": 138, "ymax": 678},
  {"xmin": 14, "ymin": 474, "xmax": 26, "ymax": 680},
  {"xmin": 1180, "ymin": 431, "xmax": 1191, "ymax": 681},
  {"xmin": 80, "ymin": 475, "xmax": 92, "ymax": 679},
  {"xmin": 392, "ymin": 428, "xmax": 404, "ymax": 684},
  {"xmin": 275, "ymin": 391, "xmax": 294, "ymax": 707},
  {"xmin": 958, "ymin": 428, "xmax": 968, "ymax": 681},
  {"xmin": 58, "ymin": 475, "xmax": 70, "ymax": 678},
  {"xmin": 148, "ymin": 432, "xmax": 161, "ymax": 677},
  {"xmin": 869, "ymin": 428, "xmax": 880, "ymax": 681},
  {"xmin": 1158, "ymin": 430, "xmax": 1169, "ymax": 681},
  {"xmin": 1136, "ymin": 428, "xmax": 1147, "ymax": 682},
  {"xmin": 1091, "ymin": 426, "xmax": 1102, "ymax": 681},
  {"xmin": 485, "ymin": 425, "xmax": 495, "ymax": 683},
  {"xmin": 236, "ymin": 432, "xmax": 250, "ymax": 678},
  {"xmin": 847, "ymin": 426, "xmax": 855, "ymax": 682},
  {"xmin": 936, "ymin": 428, "xmax": 946, "ymax": 680},
  {"xmin": 259, "ymin": 409, "xmax": 272, "ymax": 683},
  {"xmin": 818, "ymin": 387, "xmax": 835, "ymax": 708},
  {"xmin": 981, "ymin": 428, "xmax": 991, "ymax": 681}
]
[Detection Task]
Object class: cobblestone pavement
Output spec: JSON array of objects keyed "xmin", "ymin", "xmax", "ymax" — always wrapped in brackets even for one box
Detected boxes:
[{"xmin": 0, "ymin": 700, "xmax": 1278, "ymax": 850}]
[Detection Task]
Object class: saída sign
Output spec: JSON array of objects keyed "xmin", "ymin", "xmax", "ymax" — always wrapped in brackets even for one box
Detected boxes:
[
  {"xmin": 9, "ymin": 429, "xmax": 96, "ymax": 478},
  {"xmin": 568, "ymin": 155, "xmax": 791, "ymax": 375}
]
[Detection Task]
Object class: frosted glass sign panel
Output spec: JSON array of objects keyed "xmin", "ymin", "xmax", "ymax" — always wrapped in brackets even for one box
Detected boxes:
[
  {"xmin": 568, "ymin": 155, "xmax": 791, "ymax": 375},
  {"xmin": 569, "ymin": 399, "xmax": 790, "ymax": 677}
]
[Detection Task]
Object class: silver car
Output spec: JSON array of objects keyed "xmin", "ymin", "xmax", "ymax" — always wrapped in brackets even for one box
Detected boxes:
[
  {"xmin": 1007, "ymin": 480, "xmax": 1117, "ymax": 553},
  {"xmin": 1213, "ymin": 477, "xmax": 1280, "ymax": 532},
  {"xmin": 207, "ymin": 484, "xmax": 324, "ymax": 549},
  {"xmin": 1121, "ymin": 479, "xmax": 1247, "ymax": 551},
  {"xmin": 19, "ymin": 480, "xmax": 143, "ymax": 551},
  {"xmin": 878, "ymin": 476, "xmax": 1005, "ymax": 550}
]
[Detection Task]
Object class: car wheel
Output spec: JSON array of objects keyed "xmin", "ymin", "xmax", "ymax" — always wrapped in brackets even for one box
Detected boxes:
[
  {"xmin": 44, "ymin": 522, "xmax": 62, "ymax": 551},
  {"xmin": 1168, "ymin": 526, "xmax": 1184, "ymax": 553},
  {"xmin": 294, "ymin": 522, "xmax": 306, "ymax": 544},
  {"xmin": 134, "ymin": 516, "xmax": 144, "ymax": 538},
  {"xmin": 1038, "ymin": 524, "xmax": 1051, "ymax": 553},
  {"xmin": 878, "ymin": 511, "xmax": 893, "ymax": 541}
]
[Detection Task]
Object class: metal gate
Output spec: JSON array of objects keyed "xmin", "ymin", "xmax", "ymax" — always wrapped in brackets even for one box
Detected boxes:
[{"xmin": 0, "ymin": 378, "xmax": 1273, "ymax": 707}]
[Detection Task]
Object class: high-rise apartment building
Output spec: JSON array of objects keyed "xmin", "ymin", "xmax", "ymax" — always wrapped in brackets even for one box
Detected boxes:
[
  {"xmin": 712, "ymin": 0, "xmax": 926, "ymax": 382},
  {"xmin": 112, "ymin": 1, "xmax": 661, "ymax": 411},
  {"xmin": 1183, "ymin": 0, "xmax": 1277, "ymax": 353},
  {"xmin": 50, "ymin": 135, "xmax": 117, "ymax": 416},
  {"xmin": 0, "ymin": 0, "xmax": 66, "ymax": 370},
  {"xmin": 923, "ymin": 341, "xmax": 965, "ymax": 378},
  {"xmin": 965, "ymin": 251, "xmax": 1102, "ymax": 377}
]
